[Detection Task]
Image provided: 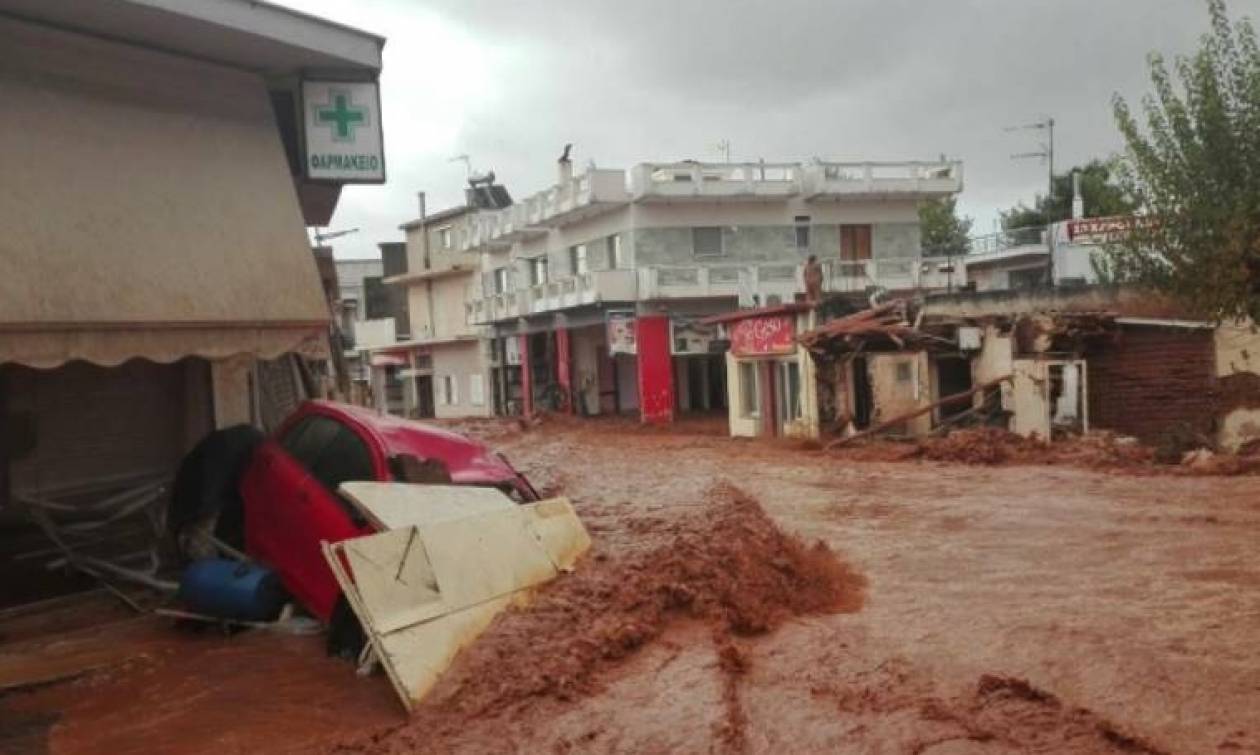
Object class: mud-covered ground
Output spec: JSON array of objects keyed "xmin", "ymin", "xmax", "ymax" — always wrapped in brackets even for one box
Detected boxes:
[{"xmin": 4, "ymin": 417, "xmax": 1258, "ymax": 754}]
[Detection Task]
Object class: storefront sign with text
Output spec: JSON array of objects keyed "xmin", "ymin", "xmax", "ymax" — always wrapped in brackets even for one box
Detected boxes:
[{"xmin": 730, "ymin": 315, "xmax": 796, "ymax": 356}]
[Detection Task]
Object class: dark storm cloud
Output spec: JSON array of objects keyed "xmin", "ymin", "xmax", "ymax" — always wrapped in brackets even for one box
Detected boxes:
[{"xmin": 279, "ymin": 0, "xmax": 1257, "ymax": 257}]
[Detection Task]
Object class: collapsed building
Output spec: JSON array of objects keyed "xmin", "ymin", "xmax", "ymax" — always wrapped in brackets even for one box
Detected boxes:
[{"xmin": 716, "ymin": 287, "xmax": 1260, "ymax": 452}]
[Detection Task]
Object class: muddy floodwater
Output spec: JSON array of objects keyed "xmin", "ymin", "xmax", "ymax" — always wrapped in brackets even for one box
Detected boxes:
[{"xmin": 4, "ymin": 417, "xmax": 1258, "ymax": 754}]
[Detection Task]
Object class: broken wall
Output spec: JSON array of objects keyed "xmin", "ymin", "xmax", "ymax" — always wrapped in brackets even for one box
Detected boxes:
[
  {"xmin": 868, "ymin": 352, "xmax": 932, "ymax": 437},
  {"xmin": 1214, "ymin": 321, "xmax": 1260, "ymax": 450},
  {"xmin": 1087, "ymin": 327, "xmax": 1217, "ymax": 444},
  {"xmin": 971, "ymin": 325, "xmax": 1014, "ymax": 412}
]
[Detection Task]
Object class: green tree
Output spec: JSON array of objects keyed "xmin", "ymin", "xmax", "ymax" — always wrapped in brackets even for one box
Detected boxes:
[
  {"xmin": 999, "ymin": 159, "xmax": 1136, "ymax": 229},
  {"xmin": 1103, "ymin": 0, "xmax": 1260, "ymax": 321},
  {"xmin": 919, "ymin": 195, "xmax": 973, "ymax": 257}
]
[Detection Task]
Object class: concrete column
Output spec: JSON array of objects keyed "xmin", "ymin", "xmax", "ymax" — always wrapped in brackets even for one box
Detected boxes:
[
  {"xmin": 635, "ymin": 315, "xmax": 674, "ymax": 424},
  {"xmin": 519, "ymin": 333, "xmax": 533, "ymax": 418},
  {"xmin": 556, "ymin": 327, "xmax": 573, "ymax": 414}
]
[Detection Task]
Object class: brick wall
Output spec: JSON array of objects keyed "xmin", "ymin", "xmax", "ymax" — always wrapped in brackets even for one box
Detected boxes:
[{"xmin": 1087, "ymin": 327, "xmax": 1217, "ymax": 443}]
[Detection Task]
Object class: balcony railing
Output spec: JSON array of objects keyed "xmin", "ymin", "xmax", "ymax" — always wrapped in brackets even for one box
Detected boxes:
[
  {"xmin": 467, "ymin": 269, "xmax": 637, "ymax": 324},
  {"xmin": 630, "ymin": 162, "xmax": 802, "ymax": 201},
  {"xmin": 801, "ymin": 161, "xmax": 963, "ymax": 198},
  {"xmin": 636, "ymin": 264, "xmax": 802, "ymax": 302},
  {"xmin": 820, "ymin": 258, "xmax": 964, "ymax": 293}
]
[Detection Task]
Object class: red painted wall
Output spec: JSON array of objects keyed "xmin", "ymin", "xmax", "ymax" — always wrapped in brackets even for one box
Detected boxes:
[
  {"xmin": 519, "ymin": 333, "xmax": 533, "ymax": 418},
  {"xmin": 635, "ymin": 315, "xmax": 675, "ymax": 423},
  {"xmin": 556, "ymin": 328, "xmax": 573, "ymax": 414}
]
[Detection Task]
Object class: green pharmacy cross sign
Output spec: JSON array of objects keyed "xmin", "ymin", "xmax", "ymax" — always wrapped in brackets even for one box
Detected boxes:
[
  {"xmin": 302, "ymin": 80, "xmax": 384, "ymax": 183},
  {"xmin": 313, "ymin": 89, "xmax": 368, "ymax": 143}
]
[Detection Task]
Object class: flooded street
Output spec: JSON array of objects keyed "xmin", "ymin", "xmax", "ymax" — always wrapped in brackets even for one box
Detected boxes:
[{"xmin": 5, "ymin": 418, "xmax": 1258, "ymax": 753}]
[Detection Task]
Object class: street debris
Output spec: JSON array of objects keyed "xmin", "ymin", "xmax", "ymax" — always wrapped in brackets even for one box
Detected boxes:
[
  {"xmin": 340, "ymin": 482, "xmax": 866, "ymax": 752},
  {"xmin": 326, "ymin": 482, "xmax": 591, "ymax": 711}
]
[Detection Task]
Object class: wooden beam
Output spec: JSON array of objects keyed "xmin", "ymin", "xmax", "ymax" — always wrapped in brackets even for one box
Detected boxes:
[{"xmin": 826, "ymin": 374, "xmax": 1013, "ymax": 450}]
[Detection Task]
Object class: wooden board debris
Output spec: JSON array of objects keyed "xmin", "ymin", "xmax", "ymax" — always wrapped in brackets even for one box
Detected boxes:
[{"xmin": 324, "ymin": 490, "xmax": 590, "ymax": 712}]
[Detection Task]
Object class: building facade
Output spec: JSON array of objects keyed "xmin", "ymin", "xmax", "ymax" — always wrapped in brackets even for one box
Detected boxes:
[
  {"xmin": 424, "ymin": 158, "xmax": 963, "ymax": 422},
  {"xmin": 0, "ymin": 2, "xmax": 384, "ymax": 545}
]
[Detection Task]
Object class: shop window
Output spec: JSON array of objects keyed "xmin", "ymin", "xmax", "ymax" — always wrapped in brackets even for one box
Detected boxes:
[
  {"xmin": 739, "ymin": 362, "xmax": 759, "ymax": 417},
  {"xmin": 778, "ymin": 361, "xmax": 802, "ymax": 422}
]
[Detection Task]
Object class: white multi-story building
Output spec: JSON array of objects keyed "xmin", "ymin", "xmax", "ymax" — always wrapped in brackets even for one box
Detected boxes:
[{"xmin": 397, "ymin": 157, "xmax": 963, "ymax": 422}]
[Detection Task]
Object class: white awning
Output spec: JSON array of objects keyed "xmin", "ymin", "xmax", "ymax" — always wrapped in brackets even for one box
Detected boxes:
[{"xmin": 0, "ymin": 17, "xmax": 331, "ymax": 369}]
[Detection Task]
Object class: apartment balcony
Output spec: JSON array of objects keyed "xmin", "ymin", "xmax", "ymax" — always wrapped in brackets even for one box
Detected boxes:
[
  {"xmin": 629, "ymin": 162, "xmax": 802, "ymax": 202},
  {"xmin": 802, "ymin": 161, "xmax": 963, "ymax": 200},
  {"xmin": 820, "ymin": 258, "xmax": 965, "ymax": 294},
  {"xmin": 534, "ymin": 169, "xmax": 629, "ymax": 227},
  {"xmin": 466, "ymin": 269, "xmax": 638, "ymax": 324},
  {"xmin": 636, "ymin": 263, "xmax": 801, "ymax": 303}
]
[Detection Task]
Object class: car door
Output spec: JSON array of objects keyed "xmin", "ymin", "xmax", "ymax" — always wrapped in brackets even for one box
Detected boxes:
[{"xmin": 243, "ymin": 413, "xmax": 379, "ymax": 620}]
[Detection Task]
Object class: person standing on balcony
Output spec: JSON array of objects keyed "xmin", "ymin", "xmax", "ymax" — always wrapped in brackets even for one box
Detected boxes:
[{"xmin": 803, "ymin": 254, "xmax": 824, "ymax": 303}]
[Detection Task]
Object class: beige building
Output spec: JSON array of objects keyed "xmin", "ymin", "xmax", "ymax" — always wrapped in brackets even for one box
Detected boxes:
[{"xmin": 386, "ymin": 190, "xmax": 511, "ymax": 419}]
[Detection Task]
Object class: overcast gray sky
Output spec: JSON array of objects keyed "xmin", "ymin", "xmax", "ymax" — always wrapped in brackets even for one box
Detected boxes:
[{"xmin": 278, "ymin": 0, "xmax": 1255, "ymax": 260}]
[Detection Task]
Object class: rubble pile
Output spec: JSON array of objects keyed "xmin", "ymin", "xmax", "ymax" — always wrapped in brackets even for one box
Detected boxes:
[
  {"xmin": 346, "ymin": 483, "xmax": 865, "ymax": 751},
  {"xmin": 916, "ymin": 427, "xmax": 1033, "ymax": 465}
]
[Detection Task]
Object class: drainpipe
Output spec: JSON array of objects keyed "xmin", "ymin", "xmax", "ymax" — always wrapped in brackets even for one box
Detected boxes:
[{"xmin": 418, "ymin": 192, "xmax": 435, "ymax": 338}]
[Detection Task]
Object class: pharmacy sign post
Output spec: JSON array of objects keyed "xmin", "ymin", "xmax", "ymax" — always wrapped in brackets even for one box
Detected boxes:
[{"xmin": 301, "ymin": 80, "xmax": 385, "ymax": 183}]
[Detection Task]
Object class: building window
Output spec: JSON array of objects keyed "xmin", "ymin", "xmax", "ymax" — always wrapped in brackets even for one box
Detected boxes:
[
  {"xmin": 778, "ymin": 360, "xmax": 802, "ymax": 421},
  {"xmin": 606, "ymin": 234, "xmax": 624, "ymax": 269},
  {"xmin": 739, "ymin": 362, "xmax": 759, "ymax": 417},
  {"xmin": 895, "ymin": 361, "xmax": 913, "ymax": 383},
  {"xmin": 438, "ymin": 226, "xmax": 453, "ymax": 250},
  {"xmin": 794, "ymin": 216, "xmax": 811, "ymax": 250},
  {"xmin": 493, "ymin": 267, "xmax": 509, "ymax": 294},
  {"xmin": 569, "ymin": 244, "xmax": 588, "ymax": 276},
  {"xmin": 840, "ymin": 224, "xmax": 873, "ymax": 261},
  {"xmin": 529, "ymin": 256, "xmax": 549, "ymax": 286},
  {"xmin": 469, "ymin": 374, "xmax": 485, "ymax": 406},
  {"xmin": 441, "ymin": 374, "xmax": 458, "ymax": 405},
  {"xmin": 692, "ymin": 227, "xmax": 724, "ymax": 257}
]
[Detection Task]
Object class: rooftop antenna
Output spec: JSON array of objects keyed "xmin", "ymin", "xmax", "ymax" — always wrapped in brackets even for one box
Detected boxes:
[
  {"xmin": 1005, "ymin": 115, "xmax": 1057, "ymax": 286},
  {"xmin": 450, "ymin": 154, "xmax": 473, "ymax": 177},
  {"xmin": 715, "ymin": 139, "xmax": 732, "ymax": 163},
  {"xmin": 312, "ymin": 227, "xmax": 360, "ymax": 246},
  {"xmin": 1005, "ymin": 116, "xmax": 1055, "ymax": 204}
]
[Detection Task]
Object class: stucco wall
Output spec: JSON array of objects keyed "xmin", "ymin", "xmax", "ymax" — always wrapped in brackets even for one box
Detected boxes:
[
  {"xmin": 432, "ymin": 341, "xmax": 492, "ymax": 419},
  {"xmin": 868, "ymin": 353, "xmax": 932, "ymax": 436}
]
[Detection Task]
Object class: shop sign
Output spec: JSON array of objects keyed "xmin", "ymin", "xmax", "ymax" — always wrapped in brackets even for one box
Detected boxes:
[
  {"xmin": 302, "ymin": 80, "xmax": 386, "ymax": 182},
  {"xmin": 730, "ymin": 314, "xmax": 796, "ymax": 357},
  {"xmin": 607, "ymin": 310, "xmax": 637, "ymax": 355},
  {"xmin": 670, "ymin": 317, "xmax": 717, "ymax": 355}
]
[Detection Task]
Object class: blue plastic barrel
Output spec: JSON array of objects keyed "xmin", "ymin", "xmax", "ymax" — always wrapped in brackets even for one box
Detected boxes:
[{"xmin": 178, "ymin": 559, "xmax": 287, "ymax": 622}]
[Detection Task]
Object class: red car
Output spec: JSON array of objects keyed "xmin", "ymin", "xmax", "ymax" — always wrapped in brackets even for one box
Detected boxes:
[{"xmin": 239, "ymin": 401, "xmax": 538, "ymax": 622}]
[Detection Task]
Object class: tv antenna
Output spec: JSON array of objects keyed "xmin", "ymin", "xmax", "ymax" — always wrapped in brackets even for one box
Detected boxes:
[
  {"xmin": 450, "ymin": 154, "xmax": 473, "ymax": 177},
  {"xmin": 1005, "ymin": 116, "xmax": 1055, "ymax": 201}
]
